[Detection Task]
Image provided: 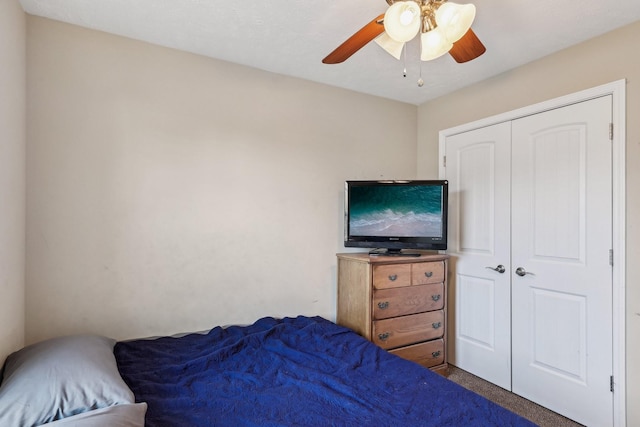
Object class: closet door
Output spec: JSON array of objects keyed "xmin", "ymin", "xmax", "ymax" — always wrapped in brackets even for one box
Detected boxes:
[
  {"xmin": 444, "ymin": 122, "xmax": 512, "ymax": 389},
  {"xmin": 511, "ymin": 96, "xmax": 613, "ymax": 426}
]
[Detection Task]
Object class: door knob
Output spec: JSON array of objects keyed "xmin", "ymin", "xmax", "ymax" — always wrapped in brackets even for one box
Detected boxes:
[
  {"xmin": 515, "ymin": 267, "xmax": 534, "ymax": 277},
  {"xmin": 485, "ymin": 264, "xmax": 506, "ymax": 274}
]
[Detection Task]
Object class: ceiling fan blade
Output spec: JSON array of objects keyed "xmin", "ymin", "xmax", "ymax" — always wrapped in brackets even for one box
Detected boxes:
[
  {"xmin": 449, "ymin": 28, "xmax": 486, "ymax": 63},
  {"xmin": 322, "ymin": 14, "xmax": 385, "ymax": 64}
]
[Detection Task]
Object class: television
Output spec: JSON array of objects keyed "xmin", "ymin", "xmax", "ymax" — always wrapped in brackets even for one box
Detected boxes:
[{"xmin": 344, "ymin": 180, "xmax": 448, "ymax": 256}]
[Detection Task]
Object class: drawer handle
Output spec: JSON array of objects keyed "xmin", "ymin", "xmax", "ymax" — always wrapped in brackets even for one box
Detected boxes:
[
  {"xmin": 431, "ymin": 351, "xmax": 441, "ymax": 358},
  {"xmin": 432, "ymin": 322, "xmax": 442, "ymax": 329},
  {"xmin": 377, "ymin": 301, "xmax": 389, "ymax": 310},
  {"xmin": 431, "ymin": 294, "xmax": 441, "ymax": 302},
  {"xmin": 378, "ymin": 332, "xmax": 390, "ymax": 341},
  {"xmin": 388, "ymin": 274, "xmax": 398, "ymax": 281},
  {"xmin": 424, "ymin": 271, "xmax": 433, "ymax": 278}
]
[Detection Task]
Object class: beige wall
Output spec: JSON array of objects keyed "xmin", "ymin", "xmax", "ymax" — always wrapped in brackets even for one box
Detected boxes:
[
  {"xmin": 417, "ymin": 20, "xmax": 640, "ymax": 426},
  {"xmin": 0, "ymin": 0, "xmax": 26, "ymax": 362},
  {"xmin": 25, "ymin": 17, "xmax": 418, "ymax": 343}
]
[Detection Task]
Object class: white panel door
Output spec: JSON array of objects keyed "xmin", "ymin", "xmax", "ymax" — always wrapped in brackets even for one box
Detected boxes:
[
  {"xmin": 444, "ymin": 122, "xmax": 512, "ymax": 389},
  {"xmin": 511, "ymin": 96, "xmax": 613, "ymax": 426}
]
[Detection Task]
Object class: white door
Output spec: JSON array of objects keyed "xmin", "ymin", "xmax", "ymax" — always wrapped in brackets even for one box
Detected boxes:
[
  {"xmin": 511, "ymin": 96, "xmax": 613, "ymax": 426},
  {"xmin": 444, "ymin": 95, "xmax": 614, "ymax": 425},
  {"xmin": 444, "ymin": 121, "xmax": 512, "ymax": 390}
]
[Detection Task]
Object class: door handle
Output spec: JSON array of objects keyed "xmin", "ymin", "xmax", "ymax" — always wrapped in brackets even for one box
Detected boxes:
[
  {"xmin": 515, "ymin": 267, "xmax": 534, "ymax": 277},
  {"xmin": 485, "ymin": 264, "xmax": 506, "ymax": 274}
]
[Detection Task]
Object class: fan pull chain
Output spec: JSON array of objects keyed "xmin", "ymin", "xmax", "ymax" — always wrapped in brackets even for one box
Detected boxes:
[
  {"xmin": 402, "ymin": 44, "xmax": 407, "ymax": 77},
  {"xmin": 418, "ymin": 61, "xmax": 424, "ymax": 87}
]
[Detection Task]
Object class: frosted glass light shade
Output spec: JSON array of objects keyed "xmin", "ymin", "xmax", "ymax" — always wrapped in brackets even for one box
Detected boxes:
[
  {"xmin": 374, "ymin": 33, "xmax": 405, "ymax": 60},
  {"xmin": 420, "ymin": 28, "xmax": 453, "ymax": 61},
  {"xmin": 435, "ymin": 2, "xmax": 476, "ymax": 43},
  {"xmin": 384, "ymin": 1, "xmax": 421, "ymax": 42}
]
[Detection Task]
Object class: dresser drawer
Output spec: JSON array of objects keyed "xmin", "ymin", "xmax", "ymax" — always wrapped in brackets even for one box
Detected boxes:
[
  {"xmin": 372, "ymin": 310, "xmax": 444, "ymax": 349},
  {"xmin": 373, "ymin": 283, "xmax": 444, "ymax": 319},
  {"xmin": 389, "ymin": 339, "xmax": 445, "ymax": 368},
  {"xmin": 373, "ymin": 264, "xmax": 411, "ymax": 289},
  {"xmin": 412, "ymin": 261, "xmax": 445, "ymax": 285}
]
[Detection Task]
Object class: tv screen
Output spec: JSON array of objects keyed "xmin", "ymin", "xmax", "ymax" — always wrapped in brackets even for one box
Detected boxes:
[{"xmin": 344, "ymin": 180, "xmax": 448, "ymax": 255}]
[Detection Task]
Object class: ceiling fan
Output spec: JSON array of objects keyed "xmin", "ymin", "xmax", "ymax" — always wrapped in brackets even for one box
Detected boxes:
[{"xmin": 322, "ymin": 0, "xmax": 486, "ymax": 65}]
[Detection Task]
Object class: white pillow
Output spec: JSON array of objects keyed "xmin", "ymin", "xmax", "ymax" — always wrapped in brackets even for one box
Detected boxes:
[{"xmin": 0, "ymin": 335, "xmax": 137, "ymax": 427}]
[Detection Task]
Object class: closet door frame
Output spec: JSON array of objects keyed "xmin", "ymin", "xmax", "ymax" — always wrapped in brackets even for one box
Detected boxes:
[{"xmin": 438, "ymin": 79, "xmax": 626, "ymax": 427}]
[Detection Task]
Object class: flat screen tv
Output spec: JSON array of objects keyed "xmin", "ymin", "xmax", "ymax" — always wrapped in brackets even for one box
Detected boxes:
[{"xmin": 344, "ymin": 180, "xmax": 448, "ymax": 256}]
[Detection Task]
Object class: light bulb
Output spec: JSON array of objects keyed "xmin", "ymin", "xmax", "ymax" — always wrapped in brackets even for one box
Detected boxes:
[
  {"xmin": 400, "ymin": 9, "xmax": 416, "ymax": 26},
  {"xmin": 384, "ymin": 1, "xmax": 421, "ymax": 42}
]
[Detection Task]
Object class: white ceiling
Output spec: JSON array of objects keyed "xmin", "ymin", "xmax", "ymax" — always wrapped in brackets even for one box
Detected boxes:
[{"xmin": 18, "ymin": 0, "xmax": 640, "ymax": 105}]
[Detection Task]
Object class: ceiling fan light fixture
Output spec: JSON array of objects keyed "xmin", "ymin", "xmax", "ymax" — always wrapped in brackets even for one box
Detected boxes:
[
  {"xmin": 374, "ymin": 32, "xmax": 405, "ymax": 60},
  {"xmin": 435, "ymin": 2, "xmax": 476, "ymax": 43},
  {"xmin": 384, "ymin": 1, "xmax": 421, "ymax": 42},
  {"xmin": 420, "ymin": 27, "xmax": 453, "ymax": 61},
  {"xmin": 321, "ymin": 0, "xmax": 485, "ymax": 70}
]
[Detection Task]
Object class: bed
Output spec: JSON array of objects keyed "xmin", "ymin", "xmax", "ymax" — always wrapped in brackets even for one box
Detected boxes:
[{"xmin": 0, "ymin": 316, "xmax": 535, "ymax": 426}]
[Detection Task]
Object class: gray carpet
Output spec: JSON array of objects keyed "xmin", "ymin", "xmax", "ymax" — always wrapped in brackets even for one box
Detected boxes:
[{"xmin": 446, "ymin": 365, "xmax": 584, "ymax": 427}]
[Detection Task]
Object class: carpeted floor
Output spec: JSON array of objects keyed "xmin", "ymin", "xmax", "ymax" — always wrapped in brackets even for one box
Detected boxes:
[{"xmin": 446, "ymin": 365, "xmax": 584, "ymax": 427}]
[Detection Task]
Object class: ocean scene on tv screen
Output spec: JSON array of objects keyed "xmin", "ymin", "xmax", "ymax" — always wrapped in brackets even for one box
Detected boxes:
[{"xmin": 349, "ymin": 185, "xmax": 443, "ymax": 238}]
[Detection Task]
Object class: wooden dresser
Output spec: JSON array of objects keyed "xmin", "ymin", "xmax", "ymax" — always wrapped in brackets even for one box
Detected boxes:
[{"xmin": 336, "ymin": 252, "xmax": 449, "ymax": 375}]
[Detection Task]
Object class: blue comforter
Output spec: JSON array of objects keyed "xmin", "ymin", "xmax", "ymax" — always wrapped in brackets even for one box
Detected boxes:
[{"xmin": 115, "ymin": 316, "xmax": 535, "ymax": 426}]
